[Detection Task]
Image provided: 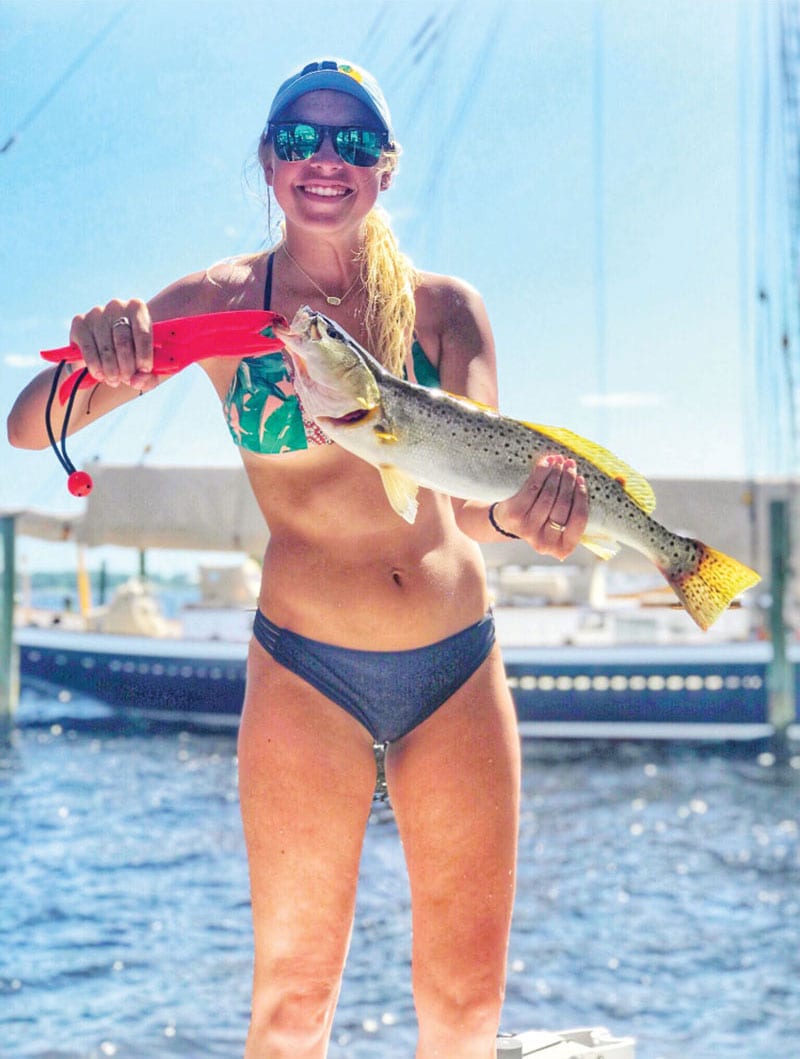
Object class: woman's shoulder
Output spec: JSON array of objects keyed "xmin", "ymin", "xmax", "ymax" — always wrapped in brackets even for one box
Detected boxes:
[
  {"xmin": 149, "ymin": 252, "xmax": 268, "ymax": 320},
  {"xmin": 413, "ymin": 270, "xmax": 490, "ymax": 344},
  {"xmin": 147, "ymin": 253, "xmax": 271, "ymax": 393},
  {"xmin": 414, "ymin": 269, "xmax": 483, "ymax": 307}
]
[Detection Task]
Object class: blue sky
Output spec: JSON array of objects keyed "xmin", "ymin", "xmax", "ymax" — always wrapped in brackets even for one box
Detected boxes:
[{"xmin": 0, "ymin": 0, "xmax": 787, "ymax": 572}]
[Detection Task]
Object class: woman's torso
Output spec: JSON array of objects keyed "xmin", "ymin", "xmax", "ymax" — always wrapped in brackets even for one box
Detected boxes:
[{"xmin": 192, "ymin": 252, "xmax": 489, "ymax": 649}]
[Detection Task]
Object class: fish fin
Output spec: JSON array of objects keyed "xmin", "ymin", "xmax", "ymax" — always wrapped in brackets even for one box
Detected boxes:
[
  {"xmin": 445, "ymin": 392, "xmax": 499, "ymax": 414},
  {"xmin": 524, "ymin": 423, "xmax": 657, "ymax": 515},
  {"xmin": 580, "ymin": 534, "xmax": 621, "ymax": 561},
  {"xmin": 374, "ymin": 427, "xmax": 399, "ymax": 443},
  {"xmin": 378, "ymin": 465, "xmax": 419, "ymax": 524},
  {"xmin": 663, "ymin": 541, "xmax": 761, "ymax": 630}
]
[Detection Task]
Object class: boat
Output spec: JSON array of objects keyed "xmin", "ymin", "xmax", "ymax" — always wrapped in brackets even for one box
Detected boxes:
[
  {"xmin": 15, "ymin": 607, "xmax": 800, "ymax": 738},
  {"xmin": 5, "ymin": 465, "xmax": 799, "ymax": 738}
]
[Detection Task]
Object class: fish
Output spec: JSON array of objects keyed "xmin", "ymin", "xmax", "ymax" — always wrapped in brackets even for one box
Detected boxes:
[{"xmin": 278, "ymin": 306, "xmax": 761, "ymax": 630}]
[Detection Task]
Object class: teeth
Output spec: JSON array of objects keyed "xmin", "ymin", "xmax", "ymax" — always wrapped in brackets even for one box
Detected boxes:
[{"xmin": 303, "ymin": 185, "xmax": 347, "ymax": 198}]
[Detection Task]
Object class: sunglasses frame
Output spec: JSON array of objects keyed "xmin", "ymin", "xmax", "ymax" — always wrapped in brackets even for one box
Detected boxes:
[{"xmin": 267, "ymin": 121, "xmax": 390, "ymax": 168}]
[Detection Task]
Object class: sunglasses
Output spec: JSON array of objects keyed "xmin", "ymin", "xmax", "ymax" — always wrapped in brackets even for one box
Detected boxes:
[{"xmin": 268, "ymin": 122, "xmax": 389, "ymax": 168}]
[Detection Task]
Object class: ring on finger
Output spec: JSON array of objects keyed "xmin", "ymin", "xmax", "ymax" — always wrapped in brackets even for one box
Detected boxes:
[
  {"xmin": 548, "ymin": 519, "xmax": 566, "ymax": 533},
  {"xmin": 112, "ymin": 316, "xmax": 131, "ymax": 329}
]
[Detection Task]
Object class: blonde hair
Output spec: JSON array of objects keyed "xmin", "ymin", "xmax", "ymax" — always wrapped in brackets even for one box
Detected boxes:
[
  {"xmin": 359, "ymin": 203, "xmax": 418, "ymax": 376},
  {"xmin": 256, "ymin": 136, "xmax": 418, "ymax": 376}
]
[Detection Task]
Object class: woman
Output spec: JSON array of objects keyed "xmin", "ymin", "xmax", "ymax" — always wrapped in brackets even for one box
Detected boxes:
[{"xmin": 8, "ymin": 59, "xmax": 588, "ymax": 1059}]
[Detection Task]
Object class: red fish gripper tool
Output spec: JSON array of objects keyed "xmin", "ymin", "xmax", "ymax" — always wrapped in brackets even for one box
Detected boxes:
[{"xmin": 40, "ymin": 310, "xmax": 288, "ymax": 496}]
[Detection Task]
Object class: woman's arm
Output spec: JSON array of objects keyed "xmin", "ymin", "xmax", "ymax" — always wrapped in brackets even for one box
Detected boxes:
[
  {"xmin": 417, "ymin": 274, "xmax": 588, "ymax": 559},
  {"xmin": 6, "ymin": 271, "xmax": 222, "ymax": 451}
]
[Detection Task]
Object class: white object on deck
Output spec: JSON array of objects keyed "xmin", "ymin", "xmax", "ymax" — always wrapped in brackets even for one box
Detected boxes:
[{"xmin": 496, "ymin": 1026, "xmax": 636, "ymax": 1057}]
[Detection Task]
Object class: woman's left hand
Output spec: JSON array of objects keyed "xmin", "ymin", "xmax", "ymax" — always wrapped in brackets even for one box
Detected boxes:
[{"xmin": 491, "ymin": 454, "xmax": 589, "ymax": 560}]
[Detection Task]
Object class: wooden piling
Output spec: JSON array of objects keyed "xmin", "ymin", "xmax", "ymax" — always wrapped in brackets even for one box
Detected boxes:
[
  {"xmin": 767, "ymin": 499, "xmax": 795, "ymax": 743},
  {"xmin": 0, "ymin": 515, "xmax": 19, "ymax": 725}
]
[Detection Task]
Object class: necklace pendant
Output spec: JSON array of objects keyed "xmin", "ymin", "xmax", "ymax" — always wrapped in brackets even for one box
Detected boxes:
[{"xmin": 326, "ymin": 295, "xmax": 342, "ymax": 306}]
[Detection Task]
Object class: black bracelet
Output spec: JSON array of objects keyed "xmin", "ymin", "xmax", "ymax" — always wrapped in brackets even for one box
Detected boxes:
[{"xmin": 488, "ymin": 502, "xmax": 520, "ymax": 540}]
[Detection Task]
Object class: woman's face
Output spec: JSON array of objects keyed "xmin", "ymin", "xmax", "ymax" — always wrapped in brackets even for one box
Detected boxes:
[{"xmin": 264, "ymin": 89, "xmax": 391, "ymax": 237}]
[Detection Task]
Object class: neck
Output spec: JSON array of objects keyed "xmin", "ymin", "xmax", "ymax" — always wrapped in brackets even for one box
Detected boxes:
[
  {"xmin": 281, "ymin": 232, "xmax": 365, "ymax": 307},
  {"xmin": 282, "ymin": 227, "xmax": 365, "ymax": 286}
]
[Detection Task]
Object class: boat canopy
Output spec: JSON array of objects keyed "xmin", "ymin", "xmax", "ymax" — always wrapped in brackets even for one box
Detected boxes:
[{"xmin": 2, "ymin": 464, "xmax": 268, "ymax": 554}]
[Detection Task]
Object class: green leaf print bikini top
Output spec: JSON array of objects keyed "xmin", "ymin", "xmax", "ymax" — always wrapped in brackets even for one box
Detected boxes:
[{"xmin": 223, "ymin": 253, "xmax": 440, "ymax": 455}]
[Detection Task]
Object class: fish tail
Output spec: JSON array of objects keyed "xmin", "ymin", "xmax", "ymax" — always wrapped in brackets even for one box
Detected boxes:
[{"xmin": 663, "ymin": 540, "xmax": 761, "ymax": 630}]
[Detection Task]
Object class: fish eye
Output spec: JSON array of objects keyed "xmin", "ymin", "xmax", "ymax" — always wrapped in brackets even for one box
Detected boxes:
[{"xmin": 326, "ymin": 324, "xmax": 343, "ymax": 341}]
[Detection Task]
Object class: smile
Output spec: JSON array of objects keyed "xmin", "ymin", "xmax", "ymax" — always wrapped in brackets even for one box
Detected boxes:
[{"xmin": 299, "ymin": 184, "xmax": 351, "ymax": 199}]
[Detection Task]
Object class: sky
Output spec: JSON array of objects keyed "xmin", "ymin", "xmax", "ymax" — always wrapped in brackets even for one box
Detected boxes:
[{"xmin": 0, "ymin": 0, "xmax": 792, "ymax": 573}]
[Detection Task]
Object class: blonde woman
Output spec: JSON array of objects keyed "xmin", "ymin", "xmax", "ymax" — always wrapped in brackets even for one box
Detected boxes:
[{"xmin": 8, "ymin": 59, "xmax": 588, "ymax": 1059}]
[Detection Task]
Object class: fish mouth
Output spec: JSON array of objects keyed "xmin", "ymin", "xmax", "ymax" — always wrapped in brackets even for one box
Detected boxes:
[
  {"xmin": 272, "ymin": 321, "xmax": 301, "ymax": 348},
  {"xmin": 318, "ymin": 409, "xmax": 372, "ymax": 427}
]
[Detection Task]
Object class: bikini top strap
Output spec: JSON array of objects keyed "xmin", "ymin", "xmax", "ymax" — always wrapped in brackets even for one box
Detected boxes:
[{"xmin": 263, "ymin": 251, "xmax": 275, "ymax": 310}]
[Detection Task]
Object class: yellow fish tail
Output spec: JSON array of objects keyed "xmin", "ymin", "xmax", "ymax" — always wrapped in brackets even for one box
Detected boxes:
[{"xmin": 664, "ymin": 542, "xmax": 761, "ymax": 630}]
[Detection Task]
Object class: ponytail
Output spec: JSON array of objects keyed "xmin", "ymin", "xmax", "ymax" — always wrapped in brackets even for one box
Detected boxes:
[{"xmin": 360, "ymin": 205, "xmax": 418, "ymax": 377}]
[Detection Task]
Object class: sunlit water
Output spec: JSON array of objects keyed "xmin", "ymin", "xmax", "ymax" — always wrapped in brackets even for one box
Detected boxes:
[{"xmin": 2, "ymin": 688, "xmax": 799, "ymax": 1059}]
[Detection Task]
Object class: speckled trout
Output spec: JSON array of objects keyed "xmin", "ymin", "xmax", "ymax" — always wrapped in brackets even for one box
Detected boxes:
[{"xmin": 279, "ymin": 306, "xmax": 760, "ymax": 630}]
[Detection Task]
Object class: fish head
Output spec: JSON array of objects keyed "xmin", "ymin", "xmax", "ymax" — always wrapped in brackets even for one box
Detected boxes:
[{"xmin": 277, "ymin": 306, "xmax": 382, "ymax": 421}]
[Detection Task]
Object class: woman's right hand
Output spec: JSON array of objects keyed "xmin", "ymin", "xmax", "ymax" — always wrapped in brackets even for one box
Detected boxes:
[{"xmin": 69, "ymin": 297, "xmax": 158, "ymax": 390}]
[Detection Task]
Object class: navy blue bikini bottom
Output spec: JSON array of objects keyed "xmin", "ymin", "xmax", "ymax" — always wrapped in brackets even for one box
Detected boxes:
[{"xmin": 252, "ymin": 608, "xmax": 496, "ymax": 743}]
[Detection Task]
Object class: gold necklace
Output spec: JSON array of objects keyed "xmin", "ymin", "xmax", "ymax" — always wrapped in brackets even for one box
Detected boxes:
[{"xmin": 282, "ymin": 244, "xmax": 361, "ymax": 307}]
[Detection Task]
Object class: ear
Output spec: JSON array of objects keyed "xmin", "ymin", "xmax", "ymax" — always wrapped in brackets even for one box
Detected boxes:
[
  {"xmin": 379, "ymin": 169, "xmax": 393, "ymax": 192},
  {"xmin": 260, "ymin": 140, "xmax": 275, "ymax": 187}
]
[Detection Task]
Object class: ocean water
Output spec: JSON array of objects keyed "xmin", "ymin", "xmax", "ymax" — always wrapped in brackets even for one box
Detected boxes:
[{"xmin": 2, "ymin": 688, "xmax": 799, "ymax": 1059}]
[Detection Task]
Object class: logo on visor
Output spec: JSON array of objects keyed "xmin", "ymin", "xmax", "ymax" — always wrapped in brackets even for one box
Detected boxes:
[{"xmin": 338, "ymin": 63, "xmax": 364, "ymax": 84}]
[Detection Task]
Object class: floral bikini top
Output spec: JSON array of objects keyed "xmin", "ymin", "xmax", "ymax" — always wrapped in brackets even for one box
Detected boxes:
[{"xmin": 223, "ymin": 254, "xmax": 440, "ymax": 455}]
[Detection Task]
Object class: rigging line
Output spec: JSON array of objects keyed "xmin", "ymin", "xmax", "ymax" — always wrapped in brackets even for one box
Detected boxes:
[
  {"xmin": 768, "ymin": 2, "xmax": 799, "ymax": 471},
  {"xmin": 356, "ymin": 6, "xmax": 390, "ymax": 59},
  {"xmin": 410, "ymin": 13, "xmax": 438, "ymax": 51},
  {"xmin": 409, "ymin": 14, "xmax": 441, "ymax": 64},
  {"xmin": 400, "ymin": 11, "xmax": 454, "ymax": 129},
  {"xmin": 778, "ymin": 1, "xmax": 800, "ymax": 468},
  {"xmin": 419, "ymin": 5, "xmax": 505, "ymax": 204},
  {"xmin": 738, "ymin": 0, "xmax": 758, "ymax": 479},
  {"xmin": 755, "ymin": 1, "xmax": 777, "ymax": 472},
  {"xmin": 382, "ymin": 9, "xmax": 446, "ymax": 95},
  {"xmin": 592, "ymin": 0, "xmax": 608, "ymax": 444},
  {"xmin": 1, "ymin": 0, "xmax": 134, "ymax": 155}
]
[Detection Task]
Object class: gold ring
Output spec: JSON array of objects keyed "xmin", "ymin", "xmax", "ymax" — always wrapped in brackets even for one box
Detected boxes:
[{"xmin": 548, "ymin": 519, "xmax": 566, "ymax": 533}]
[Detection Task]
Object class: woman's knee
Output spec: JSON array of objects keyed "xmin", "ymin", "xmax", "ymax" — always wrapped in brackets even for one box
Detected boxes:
[
  {"xmin": 246, "ymin": 959, "xmax": 343, "ymax": 1055},
  {"xmin": 415, "ymin": 966, "xmax": 505, "ymax": 1040}
]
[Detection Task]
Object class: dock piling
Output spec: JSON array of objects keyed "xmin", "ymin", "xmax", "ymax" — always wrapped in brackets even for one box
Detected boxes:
[
  {"xmin": 767, "ymin": 499, "xmax": 795, "ymax": 745},
  {"xmin": 0, "ymin": 515, "xmax": 19, "ymax": 726}
]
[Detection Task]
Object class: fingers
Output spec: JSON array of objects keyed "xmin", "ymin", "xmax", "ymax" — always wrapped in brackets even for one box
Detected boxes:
[
  {"xmin": 492, "ymin": 454, "xmax": 588, "ymax": 560},
  {"xmin": 68, "ymin": 298, "xmax": 152, "ymax": 388}
]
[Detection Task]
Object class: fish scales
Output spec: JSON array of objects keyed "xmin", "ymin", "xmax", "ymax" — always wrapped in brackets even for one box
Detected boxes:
[
  {"xmin": 279, "ymin": 307, "xmax": 760, "ymax": 630},
  {"xmin": 375, "ymin": 373, "xmax": 658, "ymax": 549}
]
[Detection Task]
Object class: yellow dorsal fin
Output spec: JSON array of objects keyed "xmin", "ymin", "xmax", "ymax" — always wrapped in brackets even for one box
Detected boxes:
[
  {"xmin": 524, "ymin": 423, "xmax": 656, "ymax": 514},
  {"xmin": 444, "ymin": 392, "xmax": 499, "ymax": 414}
]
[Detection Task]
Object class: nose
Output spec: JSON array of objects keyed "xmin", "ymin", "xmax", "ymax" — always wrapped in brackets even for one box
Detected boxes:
[{"xmin": 311, "ymin": 129, "xmax": 342, "ymax": 164}]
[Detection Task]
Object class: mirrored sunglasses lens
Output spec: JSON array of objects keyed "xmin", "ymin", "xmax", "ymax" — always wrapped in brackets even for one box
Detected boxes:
[
  {"xmin": 334, "ymin": 128, "xmax": 384, "ymax": 167},
  {"xmin": 273, "ymin": 123, "xmax": 320, "ymax": 161}
]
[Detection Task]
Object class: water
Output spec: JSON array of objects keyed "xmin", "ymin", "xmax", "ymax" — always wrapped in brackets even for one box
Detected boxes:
[{"xmin": 2, "ymin": 689, "xmax": 799, "ymax": 1059}]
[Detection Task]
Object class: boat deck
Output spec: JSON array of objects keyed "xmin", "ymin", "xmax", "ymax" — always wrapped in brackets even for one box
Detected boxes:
[{"xmin": 496, "ymin": 1026, "xmax": 635, "ymax": 1056}]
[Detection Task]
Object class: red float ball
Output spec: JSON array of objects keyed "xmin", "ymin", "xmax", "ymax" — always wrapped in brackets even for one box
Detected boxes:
[{"xmin": 67, "ymin": 470, "xmax": 93, "ymax": 497}]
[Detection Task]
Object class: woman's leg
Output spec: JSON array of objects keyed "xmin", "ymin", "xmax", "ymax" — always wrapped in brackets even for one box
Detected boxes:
[
  {"xmin": 385, "ymin": 645, "xmax": 521, "ymax": 1059},
  {"xmin": 238, "ymin": 642, "xmax": 378, "ymax": 1059}
]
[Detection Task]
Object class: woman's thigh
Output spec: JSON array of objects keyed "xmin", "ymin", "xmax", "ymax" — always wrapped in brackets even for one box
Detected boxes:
[
  {"xmin": 384, "ymin": 645, "xmax": 521, "ymax": 1014},
  {"xmin": 237, "ymin": 643, "xmax": 378, "ymax": 992}
]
